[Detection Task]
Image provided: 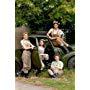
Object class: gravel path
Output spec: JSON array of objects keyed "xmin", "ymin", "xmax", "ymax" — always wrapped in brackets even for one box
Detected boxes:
[{"xmin": 16, "ymin": 80, "xmax": 54, "ymax": 90}]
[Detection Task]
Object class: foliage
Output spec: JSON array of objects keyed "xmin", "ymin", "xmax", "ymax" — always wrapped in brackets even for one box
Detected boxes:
[{"xmin": 15, "ymin": 0, "xmax": 75, "ymax": 31}]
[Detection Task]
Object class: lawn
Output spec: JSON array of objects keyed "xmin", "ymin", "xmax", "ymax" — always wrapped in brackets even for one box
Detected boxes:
[{"xmin": 16, "ymin": 69, "xmax": 75, "ymax": 90}]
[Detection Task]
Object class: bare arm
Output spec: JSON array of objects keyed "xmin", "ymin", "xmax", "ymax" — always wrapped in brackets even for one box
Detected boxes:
[
  {"xmin": 29, "ymin": 42, "xmax": 35, "ymax": 49},
  {"xmin": 22, "ymin": 44, "xmax": 33, "ymax": 50},
  {"xmin": 47, "ymin": 29, "xmax": 53, "ymax": 39},
  {"xmin": 21, "ymin": 40, "xmax": 35, "ymax": 50},
  {"xmin": 47, "ymin": 29, "xmax": 57, "ymax": 40}
]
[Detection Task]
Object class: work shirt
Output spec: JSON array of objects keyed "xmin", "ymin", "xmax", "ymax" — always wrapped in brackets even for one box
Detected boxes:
[
  {"xmin": 21, "ymin": 39, "xmax": 34, "ymax": 49},
  {"xmin": 51, "ymin": 60, "xmax": 64, "ymax": 70},
  {"xmin": 48, "ymin": 28, "xmax": 64, "ymax": 37}
]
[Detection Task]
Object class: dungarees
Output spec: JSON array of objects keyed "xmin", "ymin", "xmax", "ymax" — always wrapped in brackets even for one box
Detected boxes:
[{"xmin": 21, "ymin": 39, "xmax": 32, "ymax": 74}]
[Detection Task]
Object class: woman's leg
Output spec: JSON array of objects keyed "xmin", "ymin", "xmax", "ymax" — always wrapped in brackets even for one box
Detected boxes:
[
  {"xmin": 48, "ymin": 69, "xmax": 54, "ymax": 76},
  {"xmin": 53, "ymin": 69, "xmax": 64, "ymax": 77},
  {"xmin": 40, "ymin": 60, "xmax": 45, "ymax": 70},
  {"xmin": 40, "ymin": 55, "xmax": 45, "ymax": 70},
  {"xmin": 48, "ymin": 69, "xmax": 58, "ymax": 78},
  {"xmin": 44, "ymin": 54, "xmax": 49, "ymax": 60},
  {"xmin": 61, "ymin": 39, "xmax": 69, "ymax": 47},
  {"xmin": 58, "ymin": 70, "xmax": 64, "ymax": 77},
  {"xmin": 53, "ymin": 69, "xmax": 59, "ymax": 74},
  {"xmin": 21, "ymin": 50, "xmax": 31, "ymax": 77},
  {"xmin": 56, "ymin": 37, "xmax": 68, "ymax": 47}
]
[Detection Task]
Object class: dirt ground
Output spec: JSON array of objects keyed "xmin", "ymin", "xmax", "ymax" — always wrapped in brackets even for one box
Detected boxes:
[{"xmin": 15, "ymin": 80, "xmax": 54, "ymax": 90}]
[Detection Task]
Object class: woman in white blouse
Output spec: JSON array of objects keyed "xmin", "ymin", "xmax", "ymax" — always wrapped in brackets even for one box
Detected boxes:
[
  {"xmin": 48, "ymin": 54, "xmax": 64, "ymax": 78},
  {"xmin": 47, "ymin": 21, "xmax": 69, "ymax": 47},
  {"xmin": 20, "ymin": 32, "xmax": 35, "ymax": 77},
  {"xmin": 38, "ymin": 39, "xmax": 49, "ymax": 70}
]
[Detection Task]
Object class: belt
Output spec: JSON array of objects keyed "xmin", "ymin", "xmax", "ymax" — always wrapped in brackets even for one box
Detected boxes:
[{"xmin": 23, "ymin": 49, "xmax": 30, "ymax": 51}]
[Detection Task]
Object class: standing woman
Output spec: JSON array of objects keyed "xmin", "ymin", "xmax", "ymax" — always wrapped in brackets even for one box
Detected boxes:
[{"xmin": 20, "ymin": 32, "xmax": 35, "ymax": 78}]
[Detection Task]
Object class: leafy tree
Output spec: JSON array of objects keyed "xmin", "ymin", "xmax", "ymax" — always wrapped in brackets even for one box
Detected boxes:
[{"xmin": 15, "ymin": 0, "xmax": 75, "ymax": 31}]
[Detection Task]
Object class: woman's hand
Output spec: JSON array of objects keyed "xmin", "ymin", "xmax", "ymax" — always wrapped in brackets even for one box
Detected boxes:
[
  {"xmin": 30, "ymin": 46, "xmax": 35, "ymax": 49},
  {"xmin": 30, "ymin": 47, "xmax": 33, "ymax": 49},
  {"xmin": 23, "ymin": 46, "xmax": 34, "ymax": 50},
  {"xmin": 49, "ymin": 37, "xmax": 56, "ymax": 40},
  {"xmin": 47, "ymin": 34, "xmax": 56, "ymax": 40}
]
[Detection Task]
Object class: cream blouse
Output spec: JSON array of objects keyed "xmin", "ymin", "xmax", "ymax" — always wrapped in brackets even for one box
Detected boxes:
[
  {"xmin": 48, "ymin": 28, "xmax": 64, "ymax": 37},
  {"xmin": 51, "ymin": 61, "xmax": 64, "ymax": 70},
  {"xmin": 38, "ymin": 46, "xmax": 45, "ymax": 54},
  {"xmin": 20, "ymin": 39, "xmax": 34, "ymax": 49}
]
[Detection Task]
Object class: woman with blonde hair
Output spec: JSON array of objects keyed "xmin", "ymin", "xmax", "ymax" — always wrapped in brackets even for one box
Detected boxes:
[{"xmin": 17, "ymin": 32, "xmax": 35, "ymax": 78}]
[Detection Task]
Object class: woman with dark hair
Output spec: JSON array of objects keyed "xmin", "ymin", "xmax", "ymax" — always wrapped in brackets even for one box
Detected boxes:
[
  {"xmin": 48, "ymin": 54, "xmax": 64, "ymax": 78},
  {"xmin": 47, "ymin": 21, "xmax": 71, "ymax": 53},
  {"xmin": 38, "ymin": 39, "xmax": 49, "ymax": 70},
  {"xmin": 47, "ymin": 21, "xmax": 69, "ymax": 47}
]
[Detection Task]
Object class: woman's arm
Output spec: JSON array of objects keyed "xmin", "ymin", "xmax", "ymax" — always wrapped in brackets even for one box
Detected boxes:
[
  {"xmin": 22, "ymin": 44, "xmax": 33, "ymax": 50},
  {"xmin": 29, "ymin": 42, "xmax": 35, "ymax": 49},
  {"xmin": 47, "ymin": 29, "xmax": 53, "ymax": 39},
  {"xmin": 59, "ymin": 30, "xmax": 65, "ymax": 39},
  {"xmin": 21, "ymin": 40, "xmax": 34, "ymax": 50},
  {"xmin": 56, "ymin": 62, "xmax": 64, "ymax": 70},
  {"xmin": 51, "ymin": 62, "xmax": 56, "ymax": 69}
]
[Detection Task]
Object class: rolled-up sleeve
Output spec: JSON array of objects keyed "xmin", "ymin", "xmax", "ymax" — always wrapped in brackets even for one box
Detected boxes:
[
  {"xmin": 59, "ymin": 30, "xmax": 64, "ymax": 37},
  {"xmin": 51, "ymin": 62, "xmax": 55, "ymax": 68},
  {"xmin": 58, "ymin": 61, "xmax": 64, "ymax": 69}
]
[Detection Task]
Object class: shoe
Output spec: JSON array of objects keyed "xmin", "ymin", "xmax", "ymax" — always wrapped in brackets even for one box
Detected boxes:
[
  {"xmin": 49, "ymin": 74, "xmax": 56, "ymax": 78},
  {"xmin": 24, "ymin": 73, "xmax": 29, "ymax": 78},
  {"xmin": 60, "ymin": 46, "xmax": 69, "ymax": 53},
  {"xmin": 35, "ymin": 69, "xmax": 41, "ymax": 76},
  {"xmin": 16, "ymin": 71, "xmax": 24, "ymax": 77},
  {"xmin": 51, "ymin": 74, "xmax": 57, "ymax": 78},
  {"xmin": 54, "ymin": 73, "xmax": 58, "ymax": 77},
  {"xmin": 40, "ymin": 67, "xmax": 44, "ymax": 71},
  {"xmin": 67, "ymin": 45, "xmax": 74, "ymax": 51},
  {"xmin": 16, "ymin": 71, "xmax": 21, "ymax": 77}
]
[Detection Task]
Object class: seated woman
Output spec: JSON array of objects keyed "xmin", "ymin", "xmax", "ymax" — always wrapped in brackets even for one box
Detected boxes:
[
  {"xmin": 38, "ymin": 39, "xmax": 49, "ymax": 70},
  {"xmin": 47, "ymin": 21, "xmax": 70, "ymax": 53},
  {"xmin": 48, "ymin": 54, "xmax": 64, "ymax": 78}
]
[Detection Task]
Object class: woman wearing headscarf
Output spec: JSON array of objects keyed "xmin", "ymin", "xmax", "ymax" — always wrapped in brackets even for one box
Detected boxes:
[{"xmin": 47, "ymin": 21, "xmax": 70, "ymax": 53}]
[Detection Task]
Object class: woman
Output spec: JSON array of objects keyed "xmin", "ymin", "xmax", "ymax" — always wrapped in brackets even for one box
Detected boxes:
[
  {"xmin": 48, "ymin": 54, "xmax": 64, "ymax": 78},
  {"xmin": 47, "ymin": 21, "xmax": 69, "ymax": 47},
  {"xmin": 38, "ymin": 39, "xmax": 49, "ymax": 70},
  {"xmin": 18, "ymin": 32, "xmax": 35, "ymax": 78}
]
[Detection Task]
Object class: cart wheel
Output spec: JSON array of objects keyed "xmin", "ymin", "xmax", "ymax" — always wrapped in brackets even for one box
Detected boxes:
[{"xmin": 68, "ymin": 56, "xmax": 75, "ymax": 69}]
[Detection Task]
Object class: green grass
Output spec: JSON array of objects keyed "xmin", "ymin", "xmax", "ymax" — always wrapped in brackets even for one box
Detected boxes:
[{"xmin": 16, "ymin": 69, "xmax": 75, "ymax": 90}]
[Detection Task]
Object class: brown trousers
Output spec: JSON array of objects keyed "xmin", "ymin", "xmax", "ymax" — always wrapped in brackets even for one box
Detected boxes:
[
  {"xmin": 22, "ymin": 50, "xmax": 31, "ymax": 73},
  {"xmin": 52, "ymin": 37, "xmax": 68, "ymax": 47},
  {"xmin": 48, "ymin": 68, "xmax": 63, "ymax": 77}
]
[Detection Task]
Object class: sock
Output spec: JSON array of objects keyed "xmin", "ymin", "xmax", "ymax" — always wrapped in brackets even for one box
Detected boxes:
[
  {"xmin": 66, "ymin": 44, "xmax": 69, "ymax": 47},
  {"xmin": 61, "ymin": 43, "xmax": 64, "ymax": 46}
]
